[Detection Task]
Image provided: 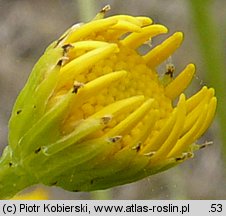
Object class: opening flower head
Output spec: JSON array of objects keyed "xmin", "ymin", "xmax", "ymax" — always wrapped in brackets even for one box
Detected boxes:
[{"xmin": 0, "ymin": 6, "xmax": 216, "ymax": 199}]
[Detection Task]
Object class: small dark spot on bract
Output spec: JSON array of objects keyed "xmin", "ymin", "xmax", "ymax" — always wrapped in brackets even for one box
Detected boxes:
[
  {"xmin": 51, "ymin": 181, "xmax": 58, "ymax": 186},
  {"xmin": 72, "ymin": 82, "xmax": 84, "ymax": 94},
  {"xmin": 16, "ymin": 110, "xmax": 22, "ymax": 115},
  {"xmin": 35, "ymin": 147, "xmax": 41, "ymax": 154},
  {"xmin": 132, "ymin": 143, "xmax": 141, "ymax": 152},
  {"xmin": 136, "ymin": 145, "xmax": 141, "ymax": 152},
  {"xmin": 62, "ymin": 44, "xmax": 73, "ymax": 54},
  {"xmin": 109, "ymin": 136, "xmax": 122, "ymax": 143},
  {"xmin": 175, "ymin": 156, "xmax": 184, "ymax": 162},
  {"xmin": 55, "ymin": 34, "xmax": 67, "ymax": 47},
  {"xmin": 90, "ymin": 179, "xmax": 94, "ymax": 184},
  {"xmin": 57, "ymin": 59, "xmax": 63, "ymax": 66},
  {"xmin": 9, "ymin": 162, "xmax": 13, "ymax": 167}
]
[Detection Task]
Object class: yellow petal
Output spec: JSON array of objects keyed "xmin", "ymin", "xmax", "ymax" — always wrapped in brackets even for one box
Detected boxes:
[{"xmin": 143, "ymin": 32, "xmax": 183, "ymax": 68}]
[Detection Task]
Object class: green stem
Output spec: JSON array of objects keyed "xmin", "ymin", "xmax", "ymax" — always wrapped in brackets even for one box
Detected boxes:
[
  {"xmin": 0, "ymin": 147, "xmax": 37, "ymax": 199},
  {"xmin": 189, "ymin": 0, "xmax": 226, "ymax": 164},
  {"xmin": 91, "ymin": 189, "xmax": 112, "ymax": 200},
  {"xmin": 77, "ymin": 0, "xmax": 97, "ymax": 22}
]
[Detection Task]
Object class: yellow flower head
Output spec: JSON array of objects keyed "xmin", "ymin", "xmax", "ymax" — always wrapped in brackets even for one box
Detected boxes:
[
  {"xmin": 0, "ymin": 6, "xmax": 216, "ymax": 198},
  {"xmin": 11, "ymin": 188, "xmax": 48, "ymax": 200}
]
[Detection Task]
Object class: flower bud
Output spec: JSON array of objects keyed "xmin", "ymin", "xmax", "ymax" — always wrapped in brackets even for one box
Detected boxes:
[{"xmin": 0, "ymin": 7, "xmax": 217, "ymax": 199}]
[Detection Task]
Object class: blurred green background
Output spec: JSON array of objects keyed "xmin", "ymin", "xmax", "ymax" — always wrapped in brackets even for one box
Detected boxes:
[{"xmin": 0, "ymin": 0, "xmax": 225, "ymax": 199}]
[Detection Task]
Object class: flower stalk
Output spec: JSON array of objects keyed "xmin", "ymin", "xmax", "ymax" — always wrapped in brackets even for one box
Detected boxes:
[
  {"xmin": 189, "ymin": 0, "xmax": 226, "ymax": 162},
  {"xmin": 0, "ymin": 147, "xmax": 37, "ymax": 199}
]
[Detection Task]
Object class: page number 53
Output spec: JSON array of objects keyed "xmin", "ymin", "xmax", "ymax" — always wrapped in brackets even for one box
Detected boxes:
[{"xmin": 209, "ymin": 204, "xmax": 223, "ymax": 213}]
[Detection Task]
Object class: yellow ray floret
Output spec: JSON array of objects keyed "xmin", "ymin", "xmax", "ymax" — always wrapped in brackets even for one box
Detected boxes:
[
  {"xmin": 121, "ymin": 24, "xmax": 168, "ymax": 49},
  {"xmin": 143, "ymin": 32, "xmax": 183, "ymax": 68},
  {"xmin": 11, "ymin": 188, "xmax": 48, "ymax": 200},
  {"xmin": 165, "ymin": 64, "xmax": 195, "ymax": 99}
]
